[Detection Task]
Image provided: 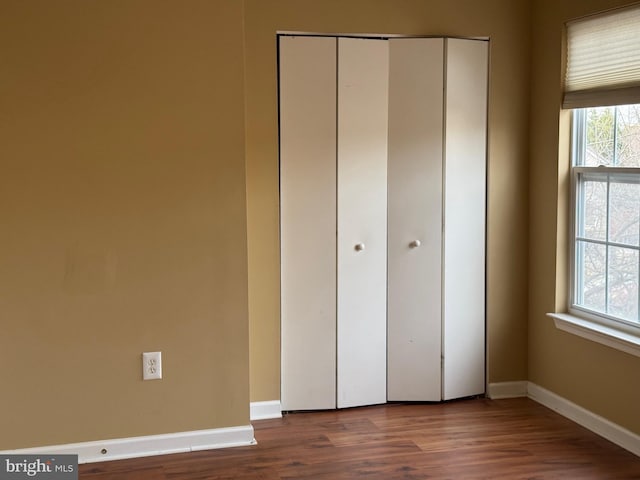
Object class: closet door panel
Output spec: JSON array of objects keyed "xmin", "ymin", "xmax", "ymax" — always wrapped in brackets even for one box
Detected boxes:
[
  {"xmin": 443, "ymin": 38, "xmax": 488, "ymax": 400},
  {"xmin": 387, "ymin": 38, "xmax": 444, "ymax": 401},
  {"xmin": 337, "ymin": 38, "xmax": 388, "ymax": 409},
  {"xmin": 280, "ymin": 36, "xmax": 337, "ymax": 411}
]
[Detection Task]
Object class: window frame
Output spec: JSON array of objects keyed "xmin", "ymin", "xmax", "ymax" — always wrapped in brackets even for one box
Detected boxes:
[{"xmin": 568, "ymin": 108, "xmax": 640, "ymax": 337}]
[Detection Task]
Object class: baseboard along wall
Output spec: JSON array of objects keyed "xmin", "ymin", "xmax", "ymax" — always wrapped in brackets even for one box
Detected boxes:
[
  {"xmin": 489, "ymin": 381, "xmax": 640, "ymax": 458},
  {"xmin": 0, "ymin": 425, "xmax": 256, "ymax": 464},
  {"xmin": 486, "ymin": 381, "xmax": 529, "ymax": 399},
  {"xmin": 4, "ymin": 391, "xmax": 637, "ymax": 464},
  {"xmin": 1, "ymin": 400, "xmax": 284, "ymax": 464},
  {"xmin": 250, "ymin": 400, "xmax": 283, "ymax": 421}
]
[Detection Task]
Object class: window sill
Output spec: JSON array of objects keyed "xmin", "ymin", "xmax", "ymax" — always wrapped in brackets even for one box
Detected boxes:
[{"xmin": 547, "ymin": 313, "xmax": 640, "ymax": 358}]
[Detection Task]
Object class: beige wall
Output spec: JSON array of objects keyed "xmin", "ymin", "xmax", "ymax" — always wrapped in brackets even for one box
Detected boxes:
[
  {"xmin": 0, "ymin": 0, "xmax": 249, "ymax": 449},
  {"xmin": 529, "ymin": 0, "xmax": 640, "ymax": 435},
  {"xmin": 9, "ymin": 0, "xmax": 635, "ymax": 452},
  {"xmin": 245, "ymin": 0, "xmax": 532, "ymax": 401}
]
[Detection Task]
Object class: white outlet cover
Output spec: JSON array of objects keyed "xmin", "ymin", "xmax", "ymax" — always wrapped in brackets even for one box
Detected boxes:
[{"xmin": 142, "ymin": 351, "xmax": 162, "ymax": 380}]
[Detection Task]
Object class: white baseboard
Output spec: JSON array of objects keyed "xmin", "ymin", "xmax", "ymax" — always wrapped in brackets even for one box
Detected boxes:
[
  {"xmin": 487, "ymin": 381, "xmax": 528, "ymax": 399},
  {"xmin": 487, "ymin": 381, "xmax": 640, "ymax": 457},
  {"xmin": 250, "ymin": 400, "xmax": 282, "ymax": 421},
  {"xmin": 5, "ymin": 390, "xmax": 637, "ymax": 463},
  {"xmin": 0, "ymin": 425, "xmax": 256, "ymax": 464},
  {"xmin": 527, "ymin": 382, "xmax": 640, "ymax": 457}
]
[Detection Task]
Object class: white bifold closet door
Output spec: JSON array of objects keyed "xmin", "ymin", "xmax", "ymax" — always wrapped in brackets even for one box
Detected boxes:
[
  {"xmin": 279, "ymin": 36, "xmax": 337, "ymax": 411},
  {"xmin": 387, "ymin": 38, "xmax": 444, "ymax": 401},
  {"xmin": 337, "ymin": 38, "xmax": 388, "ymax": 409},
  {"xmin": 442, "ymin": 38, "xmax": 488, "ymax": 400},
  {"xmin": 387, "ymin": 37, "xmax": 487, "ymax": 402},
  {"xmin": 280, "ymin": 36, "xmax": 388, "ymax": 411},
  {"xmin": 281, "ymin": 34, "xmax": 487, "ymax": 411}
]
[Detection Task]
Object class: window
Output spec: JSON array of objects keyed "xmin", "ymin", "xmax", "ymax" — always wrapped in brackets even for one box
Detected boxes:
[
  {"xmin": 552, "ymin": 4, "xmax": 640, "ymax": 354},
  {"xmin": 571, "ymin": 105, "xmax": 640, "ymax": 331}
]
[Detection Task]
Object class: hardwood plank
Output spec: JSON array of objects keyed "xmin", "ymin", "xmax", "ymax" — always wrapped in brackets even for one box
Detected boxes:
[
  {"xmin": 80, "ymin": 466, "xmax": 166, "ymax": 479},
  {"xmin": 79, "ymin": 398, "xmax": 640, "ymax": 479}
]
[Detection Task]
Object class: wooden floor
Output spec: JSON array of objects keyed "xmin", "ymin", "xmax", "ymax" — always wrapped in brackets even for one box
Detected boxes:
[{"xmin": 80, "ymin": 398, "xmax": 640, "ymax": 479}]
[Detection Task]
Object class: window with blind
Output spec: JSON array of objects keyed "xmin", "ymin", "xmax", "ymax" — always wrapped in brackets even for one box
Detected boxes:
[
  {"xmin": 564, "ymin": 6, "xmax": 640, "ymax": 109},
  {"xmin": 566, "ymin": 5, "xmax": 640, "ymax": 339}
]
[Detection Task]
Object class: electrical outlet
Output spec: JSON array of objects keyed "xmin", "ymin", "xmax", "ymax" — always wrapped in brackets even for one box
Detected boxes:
[{"xmin": 142, "ymin": 352, "xmax": 162, "ymax": 380}]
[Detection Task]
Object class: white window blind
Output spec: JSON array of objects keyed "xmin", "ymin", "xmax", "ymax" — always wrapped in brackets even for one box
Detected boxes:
[{"xmin": 564, "ymin": 4, "xmax": 640, "ymax": 109}]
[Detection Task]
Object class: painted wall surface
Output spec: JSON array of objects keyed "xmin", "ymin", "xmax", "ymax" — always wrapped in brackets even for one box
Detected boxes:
[
  {"xmin": 0, "ymin": 0, "xmax": 249, "ymax": 449},
  {"xmin": 529, "ymin": 0, "xmax": 640, "ymax": 434},
  {"xmin": 244, "ymin": 0, "xmax": 532, "ymax": 402},
  {"xmin": 12, "ymin": 0, "xmax": 637, "ymax": 453}
]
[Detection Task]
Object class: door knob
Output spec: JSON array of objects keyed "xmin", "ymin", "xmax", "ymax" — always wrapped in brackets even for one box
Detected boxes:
[
  {"xmin": 409, "ymin": 240, "xmax": 421, "ymax": 248},
  {"xmin": 354, "ymin": 243, "xmax": 365, "ymax": 252}
]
